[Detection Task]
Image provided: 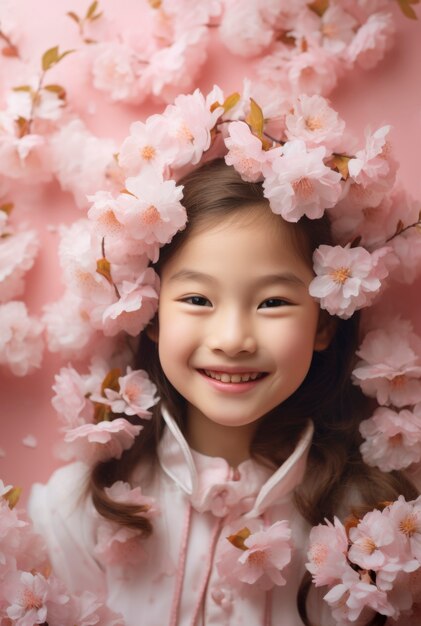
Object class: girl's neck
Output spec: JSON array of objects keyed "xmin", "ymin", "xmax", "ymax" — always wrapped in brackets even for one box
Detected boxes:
[{"xmin": 185, "ymin": 406, "xmax": 260, "ymax": 467}]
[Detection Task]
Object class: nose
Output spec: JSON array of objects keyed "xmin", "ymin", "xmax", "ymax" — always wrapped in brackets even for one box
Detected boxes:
[{"xmin": 206, "ymin": 306, "xmax": 257, "ymax": 357}]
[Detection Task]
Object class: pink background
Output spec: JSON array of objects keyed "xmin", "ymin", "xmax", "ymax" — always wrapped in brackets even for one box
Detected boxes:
[{"xmin": 0, "ymin": 1, "xmax": 420, "ymax": 501}]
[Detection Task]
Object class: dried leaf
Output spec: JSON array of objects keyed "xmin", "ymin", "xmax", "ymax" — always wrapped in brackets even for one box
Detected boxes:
[
  {"xmin": 66, "ymin": 10, "xmax": 80, "ymax": 24},
  {"xmin": 209, "ymin": 100, "xmax": 222, "ymax": 113},
  {"xmin": 227, "ymin": 527, "xmax": 251, "ymax": 551},
  {"xmin": 308, "ymin": 0, "xmax": 329, "ymax": 17},
  {"xmin": 42, "ymin": 46, "xmax": 74, "ymax": 71},
  {"xmin": 86, "ymin": 0, "xmax": 99, "ymax": 19},
  {"xmin": 101, "ymin": 368, "xmax": 122, "ymax": 395},
  {"xmin": 148, "ymin": 0, "xmax": 162, "ymax": 7},
  {"xmin": 245, "ymin": 98, "xmax": 265, "ymax": 138},
  {"xmin": 0, "ymin": 202, "xmax": 14, "ymax": 215},
  {"xmin": 2, "ymin": 44, "xmax": 19, "ymax": 57},
  {"xmin": 90, "ymin": 11, "xmax": 103, "ymax": 21},
  {"xmin": 42, "ymin": 46, "xmax": 59, "ymax": 71},
  {"xmin": 396, "ymin": 0, "xmax": 419, "ymax": 19},
  {"xmin": 15, "ymin": 117, "xmax": 30, "ymax": 138},
  {"xmin": 44, "ymin": 83, "xmax": 66, "ymax": 99},
  {"xmin": 395, "ymin": 219, "xmax": 404, "ymax": 236},
  {"xmin": 120, "ymin": 188, "xmax": 136, "ymax": 197},
  {"xmin": 13, "ymin": 85, "xmax": 32, "ymax": 93},
  {"xmin": 96, "ymin": 257, "xmax": 113, "ymax": 284},
  {"xmin": 344, "ymin": 514, "xmax": 360, "ymax": 537},
  {"xmin": 83, "ymin": 38, "xmax": 97, "ymax": 44},
  {"xmin": 93, "ymin": 402, "xmax": 111, "ymax": 423},
  {"xmin": 223, "ymin": 92, "xmax": 241, "ymax": 113},
  {"xmin": 3, "ymin": 486, "xmax": 21, "ymax": 509},
  {"xmin": 328, "ymin": 154, "xmax": 350, "ymax": 180}
]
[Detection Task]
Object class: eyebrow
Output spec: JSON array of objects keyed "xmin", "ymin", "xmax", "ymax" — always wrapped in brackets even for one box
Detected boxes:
[{"xmin": 168, "ymin": 269, "xmax": 306, "ymax": 288}]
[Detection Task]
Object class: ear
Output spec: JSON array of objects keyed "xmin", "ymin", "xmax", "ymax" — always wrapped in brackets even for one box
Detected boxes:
[
  {"xmin": 314, "ymin": 310, "xmax": 337, "ymax": 352},
  {"xmin": 146, "ymin": 315, "xmax": 159, "ymax": 343}
]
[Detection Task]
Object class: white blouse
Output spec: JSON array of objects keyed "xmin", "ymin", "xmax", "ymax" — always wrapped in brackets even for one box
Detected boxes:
[{"xmin": 29, "ymin": 408, "xmax": 340, "ymax": 626}]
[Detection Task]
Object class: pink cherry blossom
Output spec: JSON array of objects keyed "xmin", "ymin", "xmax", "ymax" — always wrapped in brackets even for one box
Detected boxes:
[
  {"xmin": 6, "ymin": 86, "xmax": 64, "ymax": 123},
  {"xmin": 347, "ymin": 12, "xmax": 395, "ymax": 70},
  {"xmin": 140, "ymin": 31, "xmax": 209, "ymax": 103},
  {"xmin": 70, "ymin": 590, "xmax": 124, "ymax": 626},
  {"xmin": 262, "ymin": 140, "xmax": 342, "ymax": 222},
  {"xmin": 105, "ymin": 481, "xmax": 159, "ymax": 514},
  {"xmin": 359, "ymin": 405, "xmax": 421, "ymax": 472},
  {"xmin": 94, "ymin": 481, "xmax": 158, "ymax": 566},
  {"xmin": 3, "ymin": 571, "xmax": 50, "ymax": 624},
  {"xmin": 318, "ymin": 5, "xmax": 358, "ymax": 54},
  {"xmin": 348, "ymin": 509, "xmax": 395, "ymax": 570},
  {"xmin": 161, "ymin": 89, "xmax": 222, "ymax": 167},
  {"xmin": 329, "ymin": 186, "xmax": 420, "ymax": 248},
  {"xmin": 118, "ymin": 115, "xmax": 178, "ymax": 178},
  {"xmin": 51, "ymin": 365, "xmax": 95, "ymax": 428},
  {"xmin": 285, "ymin": 94, "xmax": 345, "ymax": 151},
  {"xmin": 92, "ymin": 42, "xmax": 143, "ymax": 103},
  {"xmin": 309, "ymin": 244, "xmax": 390, "ymax": 318},
  {"xmin": 219, "ymin": 0, "xmax": 275, "ymax": 57},
  {"xmin": 94, "ymin": 522, "xmax": 148, "ymax": 567},
  {"xmin": 0, "ymin": 301, "xmax": 44, "ymax": 376},
  {"xmin": 217, "ymin": 520, "xmax": 292, "ymax": 591},
  {"xmin": 306, "ymin": 517, "xmax": 349, "ymax": 586},
  {"xmin": 114, "ymin": 171, "xmax": 186, "ymax": 246},
  {"xmin": 324, "ymin": 567, "xmax": 395, "ymax": 623},
  {"xmin": 348, "ymin": 125, "xmax": 397, "ymax": 189},
  {"xmin": 224, "ymin": 121, "xmax": 267, "ymax": 182},
  {"xmin": 286, "ymin": 46, "xmax": 339, "ymax": 96},
  {"xmin": 63, "ymin": 418, "xmax": 143, "ymax": 464},
  {"xmin": 50, "ymin": 119, "xmax": 117, "ymax": 209},
  {"xmin": 100, "ymin": 369, "xmax": 159, "ymax": 417},
  {"xmin": 387, "ymin": 496, "xmax": 421, "ymax": 563},
  {"xmin": 0, "ymin": 229, "xmax": 39, "ymax": 303},
  {"xmin": 352, "ymin": 318, "xmax": 421, "ymax": 407},
  {"xmin": 389, "ymin": 227, "xmax": 421, "ymax": 285},
  {"xmin": 42, "ymin": 290, "xmax": 98, "ymax": 358},
  {"xmin": 0, "ymin": 113, "xmax": 52, "ymax": 183},
  {"xmin": 102, "ymin": 268, "xmax": 159, "ymax": 337}
]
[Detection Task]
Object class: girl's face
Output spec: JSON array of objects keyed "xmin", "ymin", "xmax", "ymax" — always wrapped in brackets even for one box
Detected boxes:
[{"xmin": 157, "ymin": 205, "xmax": 330, "ymax": 432}]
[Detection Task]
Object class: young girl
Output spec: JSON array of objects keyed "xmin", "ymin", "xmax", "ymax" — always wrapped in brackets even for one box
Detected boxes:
[{"xmin": 28, "ymin": 155, "xmax": 419, "ymax": 626}]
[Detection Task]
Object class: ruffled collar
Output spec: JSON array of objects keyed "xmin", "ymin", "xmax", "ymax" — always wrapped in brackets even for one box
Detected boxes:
[{"xmin": 158, "ymin": 407, "xmax": 314, "ymax": 519}]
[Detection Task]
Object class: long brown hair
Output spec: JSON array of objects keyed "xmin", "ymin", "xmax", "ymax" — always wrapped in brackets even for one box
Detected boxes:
[{"xmin": 89, "ymin": 159, "xmax": 417, "ymax": 624}]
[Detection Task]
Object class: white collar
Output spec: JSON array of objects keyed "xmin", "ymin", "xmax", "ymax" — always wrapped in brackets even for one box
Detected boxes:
[{"xmin": 158, "ymin": 407, "xmax": 314, "ymax": 518}]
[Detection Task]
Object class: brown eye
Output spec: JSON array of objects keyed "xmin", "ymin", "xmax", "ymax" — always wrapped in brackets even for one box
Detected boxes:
[
  {"xmin": 259, "ymin": 298, "xmax": 290, "ymax": 308},
  {"xmin": 183, "ymin": 296, "xmax": 212, "ymax": 307}
]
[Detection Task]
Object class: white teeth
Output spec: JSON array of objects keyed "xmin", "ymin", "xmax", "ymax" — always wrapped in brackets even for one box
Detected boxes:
[{"xmin": 203, "ymin": 370, "xmax": 263, "ymax": 383}]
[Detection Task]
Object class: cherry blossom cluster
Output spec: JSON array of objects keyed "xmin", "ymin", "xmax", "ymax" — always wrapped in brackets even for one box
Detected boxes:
[
  {"xmin": 0, "ymin": 480, "xmax": 124, "ymax": 625},
  {"xmin": 71, "ymin": 0, "xmax": 412, "ymax": 106},
  {"xmin": 307, "ymin": 496, "xmax": 421, "ymax": 625},
  {"xmin": 352, "ymin": 316, "xmax": 421, "ymax": 472},
  {"xmin": 51, "ymin": 358, "xmax": 159, "ymax": 464},
  {"xmin": 216, "ymin": 520, "xmax": 293, "ymax": 591},
  {"xmin": 0, "ymin": 203, "xmax": 44, "ymax": 376}
]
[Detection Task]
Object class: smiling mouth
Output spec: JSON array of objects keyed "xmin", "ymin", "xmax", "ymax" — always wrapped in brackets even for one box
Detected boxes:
[{"xmin": 201, "ymin": 369, "xmax": 267, "ymax": 383}]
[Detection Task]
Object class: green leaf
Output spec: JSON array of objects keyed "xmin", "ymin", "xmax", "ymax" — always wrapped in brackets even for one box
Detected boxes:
[
  {"xmin": 396, "ymin": 0, "xmax": 419, "ymax": 19},
  {"xmin": 86, "ymin": 0, "xmax": 99, "ymax": 19},
  {"xmin": 66, "ymin": 10, "xmax": 80, "ymax": 24}
]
